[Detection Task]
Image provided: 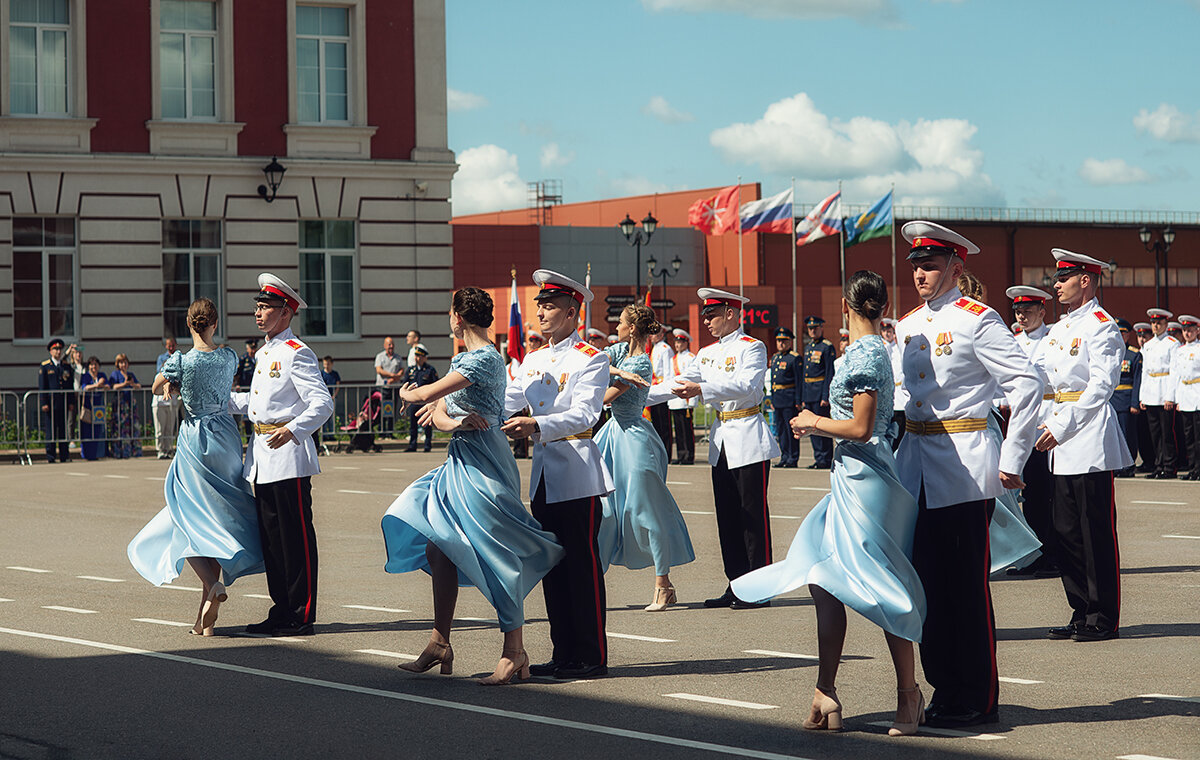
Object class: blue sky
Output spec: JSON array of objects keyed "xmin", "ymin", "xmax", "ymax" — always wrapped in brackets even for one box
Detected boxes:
[{"xmin": 445, "ymin": 0, "xmax": 1200, "ymax": 216}]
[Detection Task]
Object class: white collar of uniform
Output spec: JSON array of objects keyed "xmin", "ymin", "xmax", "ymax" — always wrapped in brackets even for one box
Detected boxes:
[
  {"xmin": 719, "ymin": 328, "xmax": 745, "ymax": 345},
  {"xmin": 1024, "ymin": 323, "xmax": 1050, "ymax": 339},
  {"xmin": 264, "ymin": 327, "xmax": 295, "ymax": 348},
  {"xmin": 926, "ymin": 285, "xmax": 963, "ymax": 311},
  {"xmin": 547, "ymin": 334, "xmax": 575, "ymax": 353},
  {"xmin": 1064, "ymin": 297, "xmax": 1099, "ymax": 321}
]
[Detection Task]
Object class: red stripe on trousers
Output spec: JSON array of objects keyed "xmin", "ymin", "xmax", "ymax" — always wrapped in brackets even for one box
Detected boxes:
[
  {"xmin": 587, "ymin": 495, "xmax": 605, "ymax": 662},
  {"xmin": 298, "ymin": 479, "xmax": 314, "ymax": 622},
  {"xmin": 1109, "ymin": 472, "xmax": 1121, "ymax": 631}
]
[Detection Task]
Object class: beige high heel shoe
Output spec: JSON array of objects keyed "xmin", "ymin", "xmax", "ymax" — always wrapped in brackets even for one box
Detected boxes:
[
  {"xmin": 399, "ymin": 641, "xmax": 454, "ymax": 675},
  {"xmin": 801, "ymin": 686, "xmax": 843, "ymax": 731},
  {"xmin": 197, "ymin": 582, "xmax": 226, "ymax": 635},
  {"xmin": 888, "ymin": 687, "xmax": 925, "ymax": 736},
  {"xmin": 478, "ymin": 649, "xmax": 531, "ymax": 685},
  {"xmin": 644, "ymin": 586, "xmax": 677, "ymax": 611}
]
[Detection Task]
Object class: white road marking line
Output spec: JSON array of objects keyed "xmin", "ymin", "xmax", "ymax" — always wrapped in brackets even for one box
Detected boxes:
[
  {"xmin": 380, "ymin": 468, "xmax": 407, "ymax": 472},
  {"xmin": 333, "ymin": 466, "xmax": 360, "ymax": 470},
  {"xmin": 681, "ymin": 510, "xmax": 714, "ymax": 515},
  {"xmin": 77, "ymin": 575, "xmax": 124, "ymax": 583},
  {"xmin": 1118, "ymin": 755, "xmax": 1183, "ymax": 760},
  {"xmin": 7, "ymin": 566, "xmax": 51, "ymax": 573},
  {"xmin": 104, "ymin": 474, "xmax": 130, "ymax": 479},
  {"xmin": 65, "ymin": 471, "xmax": 89, "ymax": 477},
  {"xmin": 0, "ymin": 598, "xmax": 14, "ymax": 602},
  {"xmin": 160, "ymin": 585, "xmax": 203, "ymax": 592},
  {"xmin": 0, "ymin": 626, "xmax": 816, "ymax": 760},
  {"xmin": 243, "ymin": 594, "xmax": 273, "ymax": 599},
  {"xmin": 743, "ymin": 649, "xmax": 818, "ymax": 660},
  {"xmin": 338, "ymin": 489, "xmax": 371, "ymax": 494},
  {"xmin": 771, "ymin": 515, "xmax": 803, "ymax": 520},
  {"xmin": 1140, "ymin": 693, "xmax": 1200, "ymax": 705},
  {"xmin": 1162, "ymin": 534, "xmax": 1200, "ymax": 540},
  {"xmin": 665, "ymin": 481, "xmax": 691, "ymax": 485},
  {"xmin": 144, "ymin": 477, "xmax": 166, "ymax": 481},
  {"xmin": 865, "ymin": 721, "xmax": 1004, "ymax": 741},
  {"xmin": 998, "ymin": 676, "xmax": 1043, "ymax": 685},
  {"xmin": 343, "ymin": 604, "xmax": 410, "ymax": 613},
  {"xmin": 789, "ymin": 487, "xmax": 828, "ymax": 492},
  {"xmin": 1132, "ymin": 500, "xmax": 1187, "ymax": 505},
  {"xmin": 664, "ymin": 693, "xmax": 778, "ymax": 710},
  {"xmin": 133, "ymin": 618, "xmax": 192, "ymax": 628},
  {"xmin": 609, "ymin": 632, "xmax": 676, "ymax": 643},
  {"xmin": 355, "ymin": 649, "xmax": 417, "ymax": 660},
  {"xmin": 42, "ymin": 606, "xmax": 97, "ymax": 614},
  {"xmin": 457, "ymin": 616, "xmax": 499, "ymax": 624}
]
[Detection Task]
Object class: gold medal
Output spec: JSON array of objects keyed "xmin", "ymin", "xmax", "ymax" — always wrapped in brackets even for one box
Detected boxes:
[
  {"xmin": 935, "ymin": 347, "xmax": 943, "ymax": 356},
  {"xmin": 1070, "ymin": 347, "xmax": 1078, "ymax": 356}
]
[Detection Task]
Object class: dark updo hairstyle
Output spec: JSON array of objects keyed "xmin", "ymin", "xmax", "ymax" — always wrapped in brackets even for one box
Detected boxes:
[
  {"xmin": 844, "ymin": 270, "xmax": 888, "ymax": 322},
  {"xmin": 453, "ymin": 286, "xmax": 495, "ymax": 328},
  {"xmin": 187, "ymin": 297, "xmax": 218, "ymax": 334},
  {"xmin": 623, "ymin": 303, "xmax": 662, "ymax": 341}
]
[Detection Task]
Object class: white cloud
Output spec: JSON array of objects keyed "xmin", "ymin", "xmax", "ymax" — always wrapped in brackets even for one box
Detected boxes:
[
  {"xmin": 540, "ymin": 142, "xmax": 576, "ymax": 169},
  {"xmin": 643, "ymin": 0, "xmax": 899, "ymax": 24},
  {"xmin": 642, "ymin": 95, "xmax": 694, "ymax": 124},
  {"xmin": 607, "ymin": 174, "xmax": 673, "ymax": 197},
  {"xmin": 710, "ymin": 93, "xmax": 1002, "ymax": 206},
  {"xmin": 447, "ymin": 88, "xmax": 487, "ymax": 112},
  {"xmin": 451, "ymin": 145, "xmax": 527, "ymax": 215},
  {"xmin": 1078, "ymin": 157, "xmax": 1154, "ymax": 186},
  {"xmin": 1134, "ymin": 103, "xmax": 1200, "ymax": 143}
]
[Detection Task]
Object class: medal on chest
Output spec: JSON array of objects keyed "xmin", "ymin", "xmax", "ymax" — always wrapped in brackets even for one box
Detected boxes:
[
  {"xmin": 934, "ymin": 332, "xmax": 953, "ymax": 356},
  {"xmin": 724, "ymin": 356, "xmax": 737, "ymax": 373},
  {"xmin": 558, "ymin": 372, "xmax": 569, "ymax": 392},
  {"xmin": 1069, "ymin": 338, "xmax": 1081, "ymax": 357},
  {"xmin": 269, "ymin": 361, "xmax": 282, "ymax": 378}
]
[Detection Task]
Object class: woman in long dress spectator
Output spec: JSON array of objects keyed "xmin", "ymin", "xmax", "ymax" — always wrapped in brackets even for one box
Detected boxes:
[
  {"xmin": 381, "ymin": 287, "xmax": 563, "ymax": 684},
  {"xmin": 79, "ymin": 356, "xmax": 107, "ymax": 461},
  {"xmin": 127, "ymin": 298, "xmax": 263, "ymax": 636},
  {"xmin": 108, "ymin": 353, "xmax": 143, "ymax": 458},
  {"xmin": 732, "ymin": 271, "xmax": 926, "ymax": 736}
]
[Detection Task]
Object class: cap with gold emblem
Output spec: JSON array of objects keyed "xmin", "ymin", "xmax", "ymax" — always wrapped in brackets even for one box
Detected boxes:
[
  {"xmin": 902, "ymin": 220, "xmax": 980, "ymax": 261},
  {"xmin": 673, "ymin": 328, "xmax": 692, "ymax": 341},
  {"xmin": 256, "ymin": 272, "xmax": 307, "ymax": 311},
  {"xmin": 1051, "ymin": 248, "xmax": 1110, "ymax": 277},
  {"xmin": 697, "ymin": 287, "xmax": 748, "ymax": 315},
  {"xmin": 532, "ymin": 269, "xmax": 593, "ymax": 305},
  {"xmin": 1006, "ymin": 285, "xmax": 1052, "ymax": 304},
  {"xmin": 1147, "ymin": 308, "xmax": 1173, "ymax": 320}
]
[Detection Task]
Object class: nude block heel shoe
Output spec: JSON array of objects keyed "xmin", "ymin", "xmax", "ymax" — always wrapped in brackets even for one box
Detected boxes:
[
  {"xmin": 644, "ymin": 586, "xmax": 677, "ymax": 611},
  {"xmin": 801, "ymin": 686, "xmax": 843, "ymax": 731}
]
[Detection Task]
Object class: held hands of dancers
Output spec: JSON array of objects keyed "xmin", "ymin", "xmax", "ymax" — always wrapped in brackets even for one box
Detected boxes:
[
  {"xmin": 790, "ymin": 408, "xmax": 821, "ymax": 439},
  {"xmin": 671, "ymin": 379, "xmax": 702, "ymax": 399},
  {"xmin": 499, "ymin": 416, "xmax": 539, "ymax": 440}
]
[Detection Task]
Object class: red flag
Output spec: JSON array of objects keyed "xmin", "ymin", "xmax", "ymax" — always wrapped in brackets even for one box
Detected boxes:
[{"xmin": 687, "ymin": 185, "xmax": 739, "ymax": 235}]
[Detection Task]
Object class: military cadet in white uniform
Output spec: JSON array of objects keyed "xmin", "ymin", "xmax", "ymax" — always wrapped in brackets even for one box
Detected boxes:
[
  {"xmin": 667, "ymin": 329, "xmax": 697, "ymax": 465},
  {"xmin": 880, "ymin": 317, "xmax": 907, "ymax": 449},
  {"xmin": 502, "ymin": 270, "xmax": 614, "ymax": 679},
  {"xmin": 231, "ymin": 273, "xmax": 334, "ymax": 636},
  {"xmin": 648, "ymin": 288, "xmax": 780, "ymax": 610},
  {"xmin": 1034, "ymin": 250, "xmax": 1132, "ymax": 642},
  {"xmin": 1004, "ymin": 285, "xmax": 1059, "ymax": 578},
  {"xmin": 1139, "ymin": 307, "xmax": 1179, "ymax": 478},
  {"xmin": 647, "ymin": 330, "xmax": 675, "ymax": 454},
  {"xmin": 1170, "ymin": 315, "xmax": 1200, "ymax": 480},
  {"xmin": 895, "ymin": 222, "xmax": 1042, "ymax": 728}
]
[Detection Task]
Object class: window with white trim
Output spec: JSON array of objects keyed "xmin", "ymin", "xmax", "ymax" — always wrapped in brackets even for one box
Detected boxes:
[
  {"xmin": 9, "ymin": 0, "xmax": 71, "ymax": 115},
  {"xmin": 295, "ymin": 5, "xmax": 349, "ymax": 123},
  {"xmin": 159, "ymin": 0, "xmax": 217, "ymax": 120},
  {"xmin": 13, "ymin": 217, "xmax": 76, "ymax": 341},
  {"xmin": 162, "ymin": 220, "xmax": 222, "ymax": 340},
  {"xmin": 299, "ymin": 220, "xmax": 356, "ymax": 337}
]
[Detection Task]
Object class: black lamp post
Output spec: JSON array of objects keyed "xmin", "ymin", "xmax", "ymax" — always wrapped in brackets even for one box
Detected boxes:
[
  {"xmin": 257, "ymin": 156, "xmax": 286, "ymax": 203},
  {"xmin": 1139, "ymin": 225, "xmax": 1176, "ymax": 309},
  {"xmin": 618, "ymin": 212, "xmax": 657, "ymax": 298},
  {"xmin": 646, "ymin": 254, "xmax": 683, "ymax": 324}
]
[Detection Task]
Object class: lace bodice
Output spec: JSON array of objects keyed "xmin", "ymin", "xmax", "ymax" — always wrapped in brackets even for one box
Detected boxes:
[
  {"xmin": 604, "ymin": 342, "xmax": 653, "ymax": 423},
  {"xmin": 444, "ymin": 345, "xmax": 507, "ymax": 426},
  {"xmin": 830, "ymin": 335, "xmax": 894, "ymax": 437},
  {"xmin": 160, "ymin": 347, "xmax": 237, "ymax": 418}
]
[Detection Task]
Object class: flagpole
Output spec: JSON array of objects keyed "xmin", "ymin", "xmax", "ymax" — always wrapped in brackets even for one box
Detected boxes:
[
  {"xmin": 838, "ymin": 181, "xmax": 846, "ymax": 330},
  {"xmin": 791, "ymin": 177, "xmax": 798, "ymax": 337},
  {"xmin": 889, "ymin": 183, "xmax": 897, "ymax": 318},
  {"xmin": 736, "ymin": 175, "xmax": 744, "ymax": 302}
]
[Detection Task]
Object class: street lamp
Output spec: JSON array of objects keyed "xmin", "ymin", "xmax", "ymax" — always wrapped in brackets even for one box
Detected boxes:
[
  {"xmin": 257, "ymin": 156, "xmax": 286, "ymax": 202},
  {"xmin": 646, "ymin": 253, "xmax": 683, "ymax": 324},
  {"xmin": 1139, "ymin": 225, "xmax": 1176, "ymax": 309},
  {"xmin": 618, "ymin": 212, "xmax": 657, "ymax": 298}
]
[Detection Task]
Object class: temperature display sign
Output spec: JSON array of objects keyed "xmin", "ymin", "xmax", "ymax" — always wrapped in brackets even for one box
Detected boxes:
[{"xmin": 742, "ymin": 304, "xmax": 777, "ymax": 328}]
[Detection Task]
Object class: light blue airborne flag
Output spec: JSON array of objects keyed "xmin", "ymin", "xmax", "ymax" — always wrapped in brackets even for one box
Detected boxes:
[{"xmin": 843, "ymin": 190, "xmax": 893, "ymax": 247}]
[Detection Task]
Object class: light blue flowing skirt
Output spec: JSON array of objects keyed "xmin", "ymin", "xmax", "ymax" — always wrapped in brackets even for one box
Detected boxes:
[
  {"xmin": 987, "ymin": 412, "xmax": 1043, "ymax": 576},
  {"xmin": 381, "ymin": 426, "xmax": 564, "ymax": 632},
  {"xmin": 732, "ymin": 436, "xmax": 927, "ymax": 642},
  {"xmin": 127, "ymin": 412, "xmax": 264, "ymax": 586},
  {"xmin": 595, "ymin": 415, "xmax": 695, "ymax": 575}
]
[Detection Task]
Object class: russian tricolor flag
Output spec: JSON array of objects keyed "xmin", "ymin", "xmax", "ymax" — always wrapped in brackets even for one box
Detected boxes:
[
  {"xmin": 507, "ymin": 274, "xmax": 525, "ymax": 363},
  {"xmin": 739, "ymin": 188, "xmax": 793, "ymax": 234}
]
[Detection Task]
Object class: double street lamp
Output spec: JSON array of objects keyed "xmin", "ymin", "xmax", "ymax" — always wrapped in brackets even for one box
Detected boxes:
[
  {"xmin": 1139, "ymin": 225, "xmax": 1176, "ymax": 309},
  {"xmin": 618, "ymin": 212, "xmax": 657, "ymax": 298},
  {"xmin": 646, "ymin": 253, "xmax": 683, "ymax": 324}
]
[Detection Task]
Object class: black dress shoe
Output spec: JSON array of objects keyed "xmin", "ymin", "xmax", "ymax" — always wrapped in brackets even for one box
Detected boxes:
[
  {"xmin": 272, "ymin": 622, "xmax": 314, "ymax": 637},
  {"xmin": 245, "ymin": 619, "xmax": 278, "ymax": 635},
  {"xmin": 730, "ymin": 598, "xmax": 771, "ymax": 610},
  {"xmin": 1005, "ymin": 565, "xmax": 1037, "ymax": 577},
  {"xmin": 805, "ymin": 463, "xmax": 821, "ymax": 469},
  {"xmin": 528, "ymin": 659, "xmax": 560, "ymax": 677},
  {"xmin": 1032, "ymin": 565, "xmax": 1061, "ymax": 579},
  {"xmin": 772, "ymin": 462, "xmax": 788, "ymax": 468},
  {"xmin": 554, "ymin": 662, "xmax": 608, "ymax": 679},
  {"xmin": 1159, "ymin": 471, "xmax": 1178, "ymax": 479},
  {"xmin": 1071, "ymin": 624, "xmax": 1118, "ymax": 642},
  {"xmin": 924, "ymin": 705, "xmax": 998, "ymax": 728},
  {"xmin": 703, "ymin": 588, "xmax": 736, "ymax": 608},
  {"xmin": 1048, "ymin": 621, "xmax": 1080, "ymax": 639}
]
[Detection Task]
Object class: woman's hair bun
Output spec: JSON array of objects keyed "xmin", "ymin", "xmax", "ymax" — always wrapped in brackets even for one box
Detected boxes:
[{"xmin": 453, "ymin": 287, "xmax": 495, "ymax": 328}]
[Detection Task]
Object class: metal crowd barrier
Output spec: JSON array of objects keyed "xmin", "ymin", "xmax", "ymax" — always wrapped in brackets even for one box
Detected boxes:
[
  {"xmin": 19, "ymin": 387, "xmax": 158, "ymax": 464},
  {"xmin": 311, "ymin": 382, "xmax": 412, "ymax": 453},
  {"xmin": 0, "ymin": 390, "xmax": 27, "ymax": 465}
]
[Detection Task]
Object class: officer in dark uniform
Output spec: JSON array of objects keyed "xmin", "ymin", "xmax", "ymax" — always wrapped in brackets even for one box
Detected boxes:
[
  {"xmin": 800, "ymin": 316, "xmax": 836, "ymax": 469},
  {"xmin": 236, "ymin": 338, "xmax": 259, "ymax": 439},
  {"xmin": 403, "ymin": 344, "xmax": 440, "ymax": 452},
  {"xmin": 770, "ymin": 327, "xmax": 800, "ymax": 467},
  {"xmin": 38, "ymin": 338, "xmax": 75, "ymax": 463},
  {"xmin": 1112, "ymin": 319, "xmax": 1141, "ymax": 477}
]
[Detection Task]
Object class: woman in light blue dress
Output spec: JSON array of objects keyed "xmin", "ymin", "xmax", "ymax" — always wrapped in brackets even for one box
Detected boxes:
[
  {"xmin": 732, "ymin": 271, "xmax": 926, "ymax": 737},
  {"xmin": 127, "ymin": 298, "xmax": 263, "ymax": 636},
  {"xmin": 382, "ymin": 287, "xmax": 564, "ymax": 685},
  {"xmin": 596, "ymin": 304, "xmax": 695, "ymax": 611}
]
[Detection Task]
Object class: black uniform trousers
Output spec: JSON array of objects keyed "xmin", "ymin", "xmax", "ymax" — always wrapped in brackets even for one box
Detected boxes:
[
  {"xmin": 1181, "ymin": 410, "xmax": 1200, "ymax": 477},
  {"xmin": 406, "ymin": 410, "xmax": 432, "ymax": 451},
  {"xmin": 670, "ymin": 407, "xmax": 695, "ymax": 464},
  {"xmin": 772, "ymin": 403, "xmax": 799, "ymax": 465},
  {"xmin": 648, "ymin": 402, "xmax": 672, "ymax": 455},
  {"xmin": 1052, "ymin": 471, "xmax": 1120, "ymax": 631},
  {"xmin": 1175, "ymin": 409, "xmax": 1191, "ymax": 473},
  {"xmin": 913, "ymin": 490, "xmax": 998, "ymax": 717},
  {"xmin": 803, "ymin": 402, "xmax": 833, "ymax": 467},
  {"xmin": 1145, "ymin": 405, "xmax": 1176, "ymax": 473},
  {"xmin": 41, "ymin": 404, "xmax": 70, "ymax": 462},
  {"xmin": 1114, "ymin": 406, "xmax": 1135, "ymax": 472},
  {"xmin": 531, "ymin": 477, "xmax": 607, "ymax": 667},
  {"xmin": 712, "ymin": 448, "xmax": 772, "ymax": 583},
  {"xmin": 255, "ymin": 477, "xmax": 319, "ymax": 626},
  {"xmin": 1019, "ymin": 448, "xmax": 1057, "ymax": 568},
  {"xmin": 592, "ymin": 407, "xmax": 611, "ymax": 437},
  {"xmin": 890, "ymin": 411, "xmax": 906, "ymax": 452},
  {"xmin": 1136, "ymin": 411, "xmax": 1154, "ymax": 471}
]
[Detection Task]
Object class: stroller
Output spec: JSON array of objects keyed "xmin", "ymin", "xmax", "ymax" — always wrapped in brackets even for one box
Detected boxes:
[{"xmin": 338, "ymin": 390, "xmax": 383, "ymax": 453}]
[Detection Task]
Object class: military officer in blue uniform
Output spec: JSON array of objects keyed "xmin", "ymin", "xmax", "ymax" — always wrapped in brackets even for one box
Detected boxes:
[
  {"xmin": 770, "ymin": 327, "xmax": 800, "ymax": 468},
  {"xmin": 1112, "ymin": 319, "xmax": 1141, "ymax": 477},
  {"xmin": 403, "ymin": 344, "xmax": 440, "ymax": 452},
  {"xmin": 38, "ymin": 338, "xmax": 75, "ymax": 463},
  {"xmin": 800, "ymin": 316, "xmax": 835, "ymax": 469}
]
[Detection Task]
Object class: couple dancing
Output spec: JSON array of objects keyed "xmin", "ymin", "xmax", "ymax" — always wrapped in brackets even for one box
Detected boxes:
[{"xmin": 127, "ymin": 274, "xmax": 333, "ymax": 637}]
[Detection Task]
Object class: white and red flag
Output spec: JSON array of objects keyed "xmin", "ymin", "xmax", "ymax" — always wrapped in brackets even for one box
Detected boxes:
[{"xmin": 687, "ymin": 185, "xmax": 740, "ymax": 235}]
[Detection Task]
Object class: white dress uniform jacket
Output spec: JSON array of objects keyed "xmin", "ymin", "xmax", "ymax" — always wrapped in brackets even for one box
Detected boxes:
[
  {"xmin": 666, "ymin": 349, "xmax": 697, "ymax": 411},
  {"xmin": 505, "ymin": 336, "xmax": 614, "ymax": 502},
  {"xmin": 896, "ymin": 288, "xmax": 1043, "ymax": 509},
  {"xmin": 230, "ymin": 327, "xmax": 334, "ymax": 484},
  {"xmin": 1170, "ymin": 341, "xmax": 1200, "ymax": 412},
  {"xmin": 1014, "ymin": 322, "xmax": 1054, "ymax": 418},
  {"xmin": 647, "ymin": 329, "xmax": 781, "ymax": 468},
  {"xmin": 887, "ymin": 338, "xmax": 909, "ymax": 412},
  {"xmin": 1139, "ymin": 333, "xmax": 1179, "ymax": 406},
  {"xmin": 650, "ymin": 340, "xmax": 675, "ymax": 386},
  {"xmin": 1034, "ymin": 298, "xmax": 1133, "ymax": 474}
]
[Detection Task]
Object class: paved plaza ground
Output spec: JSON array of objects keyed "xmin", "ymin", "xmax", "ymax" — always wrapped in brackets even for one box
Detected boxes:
[{"xmin": 1, "ymin": 445, "xmax": 1197, "ymax": 760}]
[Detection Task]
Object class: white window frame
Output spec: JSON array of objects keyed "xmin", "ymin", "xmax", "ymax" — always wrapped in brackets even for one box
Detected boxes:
[
  {"xmin": 292, "ymin": 2, "xmax": 355, "ymax": 125},
  {"xmin": 0, "ymin": 0, "xmax": 88, "ymax": 119},
  {"xmin": 298, "ymin": 219, "xmax": 358, "ymax": 340},
  {"xmin": 162, "ymin": 219, "xmax": 224, "ymax": 343},
  {"xmin": 157, "ymin": 0, "xmax": 220, "ymax": 121},
  {"xmin": 12, "ymin": 217, "xmax": 78, "ymax": 345}
]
